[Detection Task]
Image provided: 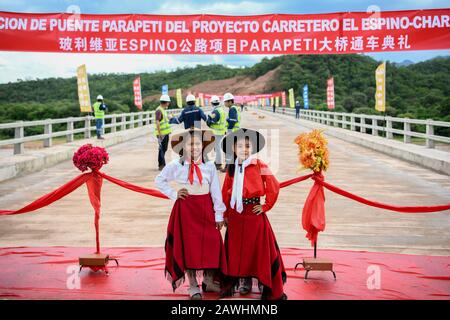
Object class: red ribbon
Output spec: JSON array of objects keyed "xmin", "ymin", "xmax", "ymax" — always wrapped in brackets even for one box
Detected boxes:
[
  {"xmin": 279, "ymin": 173, "xmax": 313, "ymax": 188},
  {"xmin": 97, "ymin": 171, "xmax": 168, "ymax": 199},
  {"xmin": 0, "ymin": 173, "xmax": 92, "ymax": 216},
  {"xmin": 188, "ymin": 161, "xmax": 203, "ymax": 186},
  {"xmin": 301, "ymin": 172, "xmax": 326, "ymax": 246},
  {"xmin": 1, "ymin": 170, "xmax": 449, "ymax": 252},
  {"xmin": 86, "ymin": 171, "xmax": 102, "ymax": 253}
]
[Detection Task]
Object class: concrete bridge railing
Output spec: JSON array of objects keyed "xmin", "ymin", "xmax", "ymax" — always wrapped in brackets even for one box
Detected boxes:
[
  {"xmin": 264, "ymin": 106, "xmax": 450, "ymax": 150},
  {"xmin": 0, "ymin": 109, "xmax": 183, "ymax": 156}
]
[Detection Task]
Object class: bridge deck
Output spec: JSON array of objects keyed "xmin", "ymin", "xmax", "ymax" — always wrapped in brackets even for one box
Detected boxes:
[{"xmin": 0, "ymin": 109, "xmax": 449, "ymax": 255}]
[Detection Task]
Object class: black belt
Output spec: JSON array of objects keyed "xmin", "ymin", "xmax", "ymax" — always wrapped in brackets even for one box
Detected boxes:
[{"xmin": 242, "ymin": 197, "xmax": 260, "ymax": 205}]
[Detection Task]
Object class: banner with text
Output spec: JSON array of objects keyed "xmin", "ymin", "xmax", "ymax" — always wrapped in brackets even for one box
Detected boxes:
[
  {"xmin": 303, "ymin": 84, "xmax": 309, "ymax": 109},
  {"xmin": 176, "ymin": 88, "xmax": 182, "ymax": 108},
  {"xmin": 0, "ymin": 9, "xmax": 449, "ymax": 54},
  {"xmin": 327, "ymin": 77, "xmax": 335, "ymax": 110},
  {"xmin": 76, "ymin": 64, "xmax": 91, "ymax": 112},
  {"xmin": 375, "ymin": 62, "xmax": 386, "ymax": 112},
  {"xmin": 133, "ymin": 76, "xmax": 142, "ymax": 110}
]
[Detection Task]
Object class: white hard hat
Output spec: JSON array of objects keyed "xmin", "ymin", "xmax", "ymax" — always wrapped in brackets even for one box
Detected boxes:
[
  {"xmin": 97, "ymin": 95, "xmax": 103, "ymax": 100},
  {"xmin": 223, "ymin": 92, "xmax": 234, "ymax": 101},
  {"xmin": 211, "ymin": 95, "xmax": 220, "ymax": 104},
  {"xmin": 186, "ymin": 94, "xmax": 196, "ymax": 103},
  {"xmin": 160, "ymin": 94, "xmax": 171, "ymax": 102}
]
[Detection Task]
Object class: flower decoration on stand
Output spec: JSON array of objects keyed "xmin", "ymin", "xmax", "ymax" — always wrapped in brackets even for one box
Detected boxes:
[
  {"xmin": 72, "ymin": 144, "xmax": 110, "ymax": 269},
  {"xmin": 293, "ymin": 129, "xmax": 330, "ymax": 249},
  {"xmin": 73, "ymin": 144, "xmax": 109, "ymax": 172},
  {"xmin": 294, "ymin": 129, "xmax": 329, "ymax": 173}
]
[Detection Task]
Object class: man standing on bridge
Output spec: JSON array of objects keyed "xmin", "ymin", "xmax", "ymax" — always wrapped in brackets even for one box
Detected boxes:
[
  {"xmin": 295, "ymin": 100, "xmax": 301, "ymax": 119},
  {"xmin": 155, "ymin": 94, "xmax": 172, "ymax": 170},
  {"xmin": 170, "ymin": 94, "xmax": 207, "ymax": 129},
  {"xmin": 206, "ymin": 95, "xmax": 226, "ymax": 171},
  {"xmin": 93, "ymin": 95, "xmax": 107, "ymax": 140}
]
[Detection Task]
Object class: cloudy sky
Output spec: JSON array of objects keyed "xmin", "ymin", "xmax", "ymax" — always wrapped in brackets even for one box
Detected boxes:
[{"xmin": 0, "ymin": 0, "xmax": 449, "ymax": 83}]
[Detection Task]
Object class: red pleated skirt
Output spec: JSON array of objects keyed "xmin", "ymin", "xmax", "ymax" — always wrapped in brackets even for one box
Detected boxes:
[
  {"xmin": 225, "ymin": 203, "xmax": 286, "ymax": 300},
  {"xmin": 164, "ymin": 193, "xmax": 227, "ymax": 290}
]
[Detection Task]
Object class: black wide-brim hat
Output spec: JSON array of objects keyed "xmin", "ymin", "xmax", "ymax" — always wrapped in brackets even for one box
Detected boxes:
[
  {"xmin": 170, "ymin": 128, "xmax": 215, "ymax": 154},
  {"xmin": 221, "ymin": 128, "xmax": 266, "ymax": 155}
]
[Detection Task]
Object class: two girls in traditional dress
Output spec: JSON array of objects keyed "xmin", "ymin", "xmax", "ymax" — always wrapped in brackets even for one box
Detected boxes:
[{"xmin": 156, "ymin": 127, "xmax": 286, "ymax": 300}]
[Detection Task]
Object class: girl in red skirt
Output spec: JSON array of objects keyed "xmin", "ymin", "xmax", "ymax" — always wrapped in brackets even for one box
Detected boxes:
[
  {"xmin": 155, "ymin": 128, "xmax": 227, "ymax": 300},
  {"xmin": 221, "ymin": 128, "xmax": 287, "ymax": 300}
]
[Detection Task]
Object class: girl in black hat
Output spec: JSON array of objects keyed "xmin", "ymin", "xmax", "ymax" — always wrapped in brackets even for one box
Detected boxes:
[{"xmin": 221, "ymin": 128, "xmax": 287, "ymax": 300}]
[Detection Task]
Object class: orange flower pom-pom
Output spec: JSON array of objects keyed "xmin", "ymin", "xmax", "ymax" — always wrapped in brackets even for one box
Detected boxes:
[{"xmin": 294, "ymin": 130, "xmax": 329, "ymax": 172}]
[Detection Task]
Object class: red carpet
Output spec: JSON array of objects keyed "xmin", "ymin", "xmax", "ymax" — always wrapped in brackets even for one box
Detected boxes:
[{"xmin": 0, "ymin": 247, "xmax": 448, "ymax": 300}]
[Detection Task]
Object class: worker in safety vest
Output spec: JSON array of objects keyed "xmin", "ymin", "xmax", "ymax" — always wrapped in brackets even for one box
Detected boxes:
[
  {"xmin": 155, "ymin": 94, "xmax": 172, "ymax": 170},
  {"xmin": 206, "ymin": 95, "xmax": 226, "ymax": 171},
  {"xmin": 223, "ymin": 92, "xmax": 241, "ymax": 167},
  {"xmin": 224, "ymin": 92, "xmax": 240, "ymax": 133},
  {"xmin": 93, "ymin": 95, "xmax": 108, "ymax": 140}
]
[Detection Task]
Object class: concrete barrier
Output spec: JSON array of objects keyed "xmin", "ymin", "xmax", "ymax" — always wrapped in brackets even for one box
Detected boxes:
[
  {"xmin": 258, "ymin": 108, "xmax": 450, "ymax": 176},
  {"xmin": 0, "ymin": 125, "xmax": 154, "ymax": 182}
]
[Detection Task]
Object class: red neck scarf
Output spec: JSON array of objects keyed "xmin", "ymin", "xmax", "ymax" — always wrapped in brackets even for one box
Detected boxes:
[{"xmin": 188, "ymin": 160, "xmax": 203, "ymax": 186}]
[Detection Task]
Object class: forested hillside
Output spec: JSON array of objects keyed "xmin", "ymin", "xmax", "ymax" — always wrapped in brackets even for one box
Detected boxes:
[{"xmin": 0, "ymin": 55, "xmax": 448, "ymax": 125}]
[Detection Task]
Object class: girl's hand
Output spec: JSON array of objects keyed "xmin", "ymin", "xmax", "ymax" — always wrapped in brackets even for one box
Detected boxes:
[
  {"xmin": 252, "ymin": 204, "xmax": 264, "ymax": 215},
  {"xmin": 216, "ymin": 221, "xmax": 224, "ymax": 231},
  {"xmin": 177, "ymin": 188, "xmax": 189, "ymax": 200}
]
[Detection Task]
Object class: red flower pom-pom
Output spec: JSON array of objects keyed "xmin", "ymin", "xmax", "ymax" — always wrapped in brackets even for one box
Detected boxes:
[{"xmin": 73, "ymin": 144, "xmax": 109, "ymax": 172}]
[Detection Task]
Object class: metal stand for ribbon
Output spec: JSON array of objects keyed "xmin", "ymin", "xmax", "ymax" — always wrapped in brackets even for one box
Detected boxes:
[
  {"xmin": 79, "ymin": 254, "xmax": 119, "ymax": 274},
  {"xmin": 295, "ymin": 241, "xmax": 336, "ymax": 280}
]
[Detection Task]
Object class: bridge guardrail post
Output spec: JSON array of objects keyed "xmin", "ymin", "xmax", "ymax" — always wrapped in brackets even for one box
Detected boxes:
[
  {"xmin": 138, "ymin": 113, "xmax": 143, "ymax": 127},
  {"xmin": 426, "ymin": 119, "xmax": 435, "ymax": 148},
  {"xmin": 67, "ymin": 118, "xmax": 74, "ymax": 142},
  {"xmin": 130, "ymin": 114, "xmax": 135, "ymax": 129},
  {"xmin": 350, "ymin": 115, "xmax": 355, "ymax": 131},
  {"xmin": 44, "ymin": 120, "xmax": 52, "ymax": 148},
  {"xmin": 386, "ymin": 117, "xmax": 393, "ymax": 139},
  {"xmin": 404, "ymin": 120, "xmax": 411, "ymax": 143},
  {"xmin": 121, "ymin": 115, "xmax": 126, "ymax": 131},
  {"xmin": 14, "ymin": 121, "xmax": 24, "ymax": 155},
  {"xmin": 372, "ymin": 119, "xmax": 378, "ymax": 136},
  {"xmin": 111, "ymin": 116, "xmax": 116, "ymax": 133},
  {"xmin": 84, "ymin": 116, "xmax": 91, "ymax": 139},
  {"xmin": 360, "ymin": 116, "xmax": 366, "ymax": 133}
]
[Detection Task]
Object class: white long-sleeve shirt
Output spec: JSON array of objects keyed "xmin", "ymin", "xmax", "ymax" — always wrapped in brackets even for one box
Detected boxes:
[{"xmin": 155, "ymin": 158, "xmax": 226, "ymax": 222}]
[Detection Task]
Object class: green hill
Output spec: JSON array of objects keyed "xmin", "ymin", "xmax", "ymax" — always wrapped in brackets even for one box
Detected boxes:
[{"xmin": 0, "ymin": 54, "xmax": 449, "ymax": 127}]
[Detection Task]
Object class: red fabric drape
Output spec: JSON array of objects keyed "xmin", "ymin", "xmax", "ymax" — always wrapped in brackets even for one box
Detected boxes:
[
  {"xmin": 302, "ymin": 173, "xmax": 326, "ymax": 246},
  {"xmin": 0, "ymin": 173, "xmax": 92, "ymax": 216},
  {"xmin": 1, "ymin": 168, "xmax": 449, "ymax": 254},
  {"xmin": 314, "ymin": 176, "xmax": 450, "ymax": 213},
  {"xmin": 86, "ymin": 171, "xmax": 103, "ymax": 253},
  {"xmin": 97, "ymin": 172, "xmax": 168, "ymax": 199},
  {"xmin": 279, "ymin": 173, "xmax": 313, "ymax": 188}
]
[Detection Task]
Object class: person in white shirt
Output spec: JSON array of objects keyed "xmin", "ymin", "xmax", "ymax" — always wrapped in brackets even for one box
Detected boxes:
[{"xmin": 155, "ymin": 128, "xmax": 227, "ymax": 300}]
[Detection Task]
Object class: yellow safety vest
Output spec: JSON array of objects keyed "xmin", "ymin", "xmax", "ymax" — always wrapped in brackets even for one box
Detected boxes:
[
  {"xmin": 93, "ymin": 102, "xmax": 105, "ymax": 119},
  {"xmin": 209, "ymin": 107, "xmax": 226, "ymax": 136},
  {"xmin": 154, "ymin": 106, "xmax": 172, "ymax": 136},
  {"xmin": 231, "ymin": 105, "xmax": 241, "ymax": 132}
]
